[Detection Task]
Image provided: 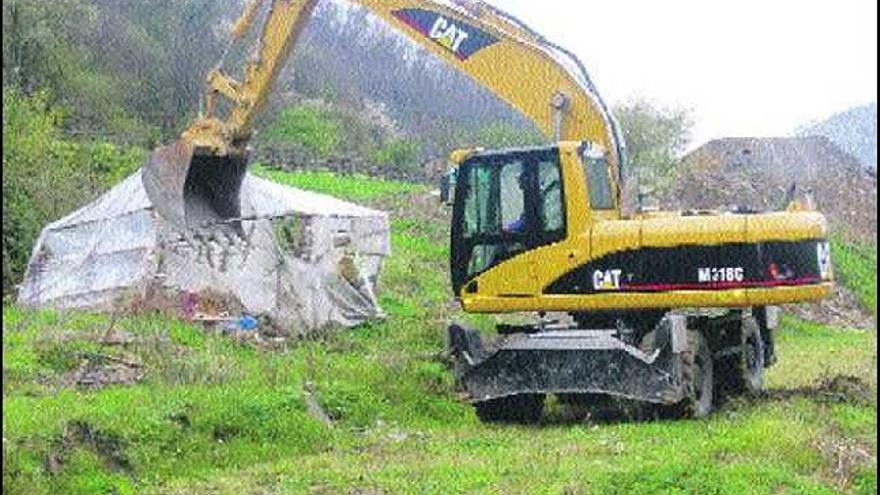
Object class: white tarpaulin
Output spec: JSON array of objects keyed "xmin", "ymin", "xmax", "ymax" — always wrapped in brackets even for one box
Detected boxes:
[{"xmin": 18, "ymin": 170, "xmax": 390, "ymax": 335}]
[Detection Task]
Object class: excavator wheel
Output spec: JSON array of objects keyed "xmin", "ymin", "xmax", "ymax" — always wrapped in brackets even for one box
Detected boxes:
[
  {"xmin": 677, "ymin": 329, "xmax": 715, "ymax": 419},
  {"xmin": 725, "ymin": 316, "xmax": 766, "ymax": 396},
  {"xmin": 474, "ymin": 394, "xmax": 545, "ymax": 424}
]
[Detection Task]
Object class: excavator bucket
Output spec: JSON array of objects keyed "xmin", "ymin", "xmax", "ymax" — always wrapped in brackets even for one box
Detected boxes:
[{"xmin": 141, "ymin": 140, "xmax": 249, "ymax": 233}]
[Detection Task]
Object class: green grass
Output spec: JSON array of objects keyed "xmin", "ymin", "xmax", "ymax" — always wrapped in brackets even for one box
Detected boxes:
[
  {"xmin": 831, "ymin": 238, "xmax": 877, "ymax": 313},
  {"xmin": 3, "ymin": 170, "xmax": 876, "ymax": 494},
  {"xmin": 251, "ymin": 165, "xmax": 426, "ymax": 201}
]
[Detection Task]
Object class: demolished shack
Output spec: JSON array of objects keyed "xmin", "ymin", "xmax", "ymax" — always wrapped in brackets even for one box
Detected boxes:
[{"xmin": 18, "ymin": 168, "xmax": 390, "ymax": 336}]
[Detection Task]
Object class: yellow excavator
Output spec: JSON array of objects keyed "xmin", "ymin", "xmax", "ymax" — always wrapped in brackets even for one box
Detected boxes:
[{"xmin": 143, "ymin": 0, "xmax": 834, "ymax": 422}]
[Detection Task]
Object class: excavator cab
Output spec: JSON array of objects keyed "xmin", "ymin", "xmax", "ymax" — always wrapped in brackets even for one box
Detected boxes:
[
  {"xmin": 447, "ymin": 142, "xmax": 617, "ymax": 297},
  {"xmin": 450, "ymin": 145, "xmax": 567, "ymax": 294}
]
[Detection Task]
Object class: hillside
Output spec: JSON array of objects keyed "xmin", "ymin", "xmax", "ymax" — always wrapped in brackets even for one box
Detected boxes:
[
  {"xmin": 3, "ymin": 169, "xmax": 876, "ymax": 495},
  {"xmin": 2, "ymin": 0, "xmax": 539, "ymax": 161},
  {"xmin": 798, "ymin": 104, "xmax": 878, "ymax": 172}
]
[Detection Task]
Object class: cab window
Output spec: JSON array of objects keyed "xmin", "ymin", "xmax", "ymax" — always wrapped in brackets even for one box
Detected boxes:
[
  {"xmin": 537, "ymin": 158, "xmax": 564, "ymax": 234},
  {"xmin": 499, "ymin": 161, "xmax": 526, "ymax": 233},
  {"xmin": 461, "ymin": 158, "xmax": 527, "ymax": 278},
  {"xmin": 581, "ymin": 145, "xmax": 615, "ymax": 210}
]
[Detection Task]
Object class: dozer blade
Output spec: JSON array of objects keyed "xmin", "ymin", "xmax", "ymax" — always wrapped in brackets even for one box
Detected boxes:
[
  {"xmin": 142, "ymin": 140, "xmax": 249, "ymax": 234},
  {"xmin": 448, "ymin": 321, "xmax": 687, "ymax": 405}
]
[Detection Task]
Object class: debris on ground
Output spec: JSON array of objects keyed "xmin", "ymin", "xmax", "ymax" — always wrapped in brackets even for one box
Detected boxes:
[
  {"xmin": 815, "ymin": 428, "xmax": 877, "ymax": 490},
  {"xmin": 46, "ymin": 421, "xmax": 132, "ymax": 476},
  {"xmin": 61, "ymin": 353, "xmax": 145, "ymax": 390},
  {"xmin": 814, "ymin": 374, "xmax": 877, "ymax": 405},
  {"xmin": 785, "ymin": 285, "xmax": 876, "ymax": 330},
  {"xmin": 763, "ymin": 374, "xmax": 876, "ymax": 406}
]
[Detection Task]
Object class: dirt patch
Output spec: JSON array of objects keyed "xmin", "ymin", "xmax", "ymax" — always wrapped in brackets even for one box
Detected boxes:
[
  {"xmin": 763, "ymin": 374, "xmax": 876, "ymax": 406},
  {"xmin": 303, "ymin": 383, "xmax": 335, "ymax": 428},
  {"xmin": 46, "ymin": 421, "xmax": 133, "ymax": 476},
  {"xmin": 784, "ymin": 286, "xmax": 876, "ymax": 330},
  {"xmin": 814, "ymin": 427, "xmax": 876, "ymax": 491},
  {"xmin": 60, "ymin": 353, "xmax": 145, "ymax": 390}
]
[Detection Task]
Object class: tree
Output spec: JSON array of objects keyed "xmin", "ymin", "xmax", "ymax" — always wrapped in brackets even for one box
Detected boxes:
[
  {"xmin": 369, "ymin": 138, "xmax": 422, "ymax": 174},
  {"xmin": 2, "ymin": 87, "xmax": 143, "ymax": 294},
  {"xmin": 2, "ymin": 0, "xmax": 235, "ymax": 145},
  {"xmin": 472, "ymin": 122, "xmax": 546, "ymax": 150},
  {"xmin": 614, "ymin": 99, "xmax": 694, "ymax": 190}
]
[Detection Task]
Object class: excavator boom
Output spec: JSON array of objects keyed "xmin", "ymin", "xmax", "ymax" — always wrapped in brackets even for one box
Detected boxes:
[{"xmin": 143, "ymin": 0, "xmax": 625, "ymax": 230}]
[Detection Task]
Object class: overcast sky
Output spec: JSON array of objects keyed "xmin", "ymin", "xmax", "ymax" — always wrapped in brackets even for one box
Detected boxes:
[{"xmin": 491, "ymin": 0, "xmax": 877, "ymax": 149}]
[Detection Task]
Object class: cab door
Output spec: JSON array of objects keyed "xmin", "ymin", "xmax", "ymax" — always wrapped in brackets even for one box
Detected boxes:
[{"xmin": 451, "ymin": 148, "xmax": 567, "ymax": 297}]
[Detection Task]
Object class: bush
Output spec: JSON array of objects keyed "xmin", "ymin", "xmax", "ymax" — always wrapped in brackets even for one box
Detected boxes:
[
  {"xmin": 2, "ymin": 87, "xmax": 144, "ymax": 295},
  {"xmin": 261, "ymin": 106, "xmax": 341, "ymax": 159},
  {"xmin": 369, "ymin": 139, "xmax": 422, "ymax": 175},
  {"xmin": 473, "ymin": 122, "xmax": 545, "ymax": 150},
  {"xmin": 831, "ymin": 238, "xmax": 877, "ymax": 313}
]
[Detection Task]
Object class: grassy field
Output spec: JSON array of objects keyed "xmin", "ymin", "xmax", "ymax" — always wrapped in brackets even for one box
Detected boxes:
[
  {"xmin": 3, "ymin": 171, "xmax": 876, "ymax": 495},
  {"xmin": 251, "ymin": 165, "xmax": 427, "ymax": 201},
  {"xmin": 830, "ymin": 239, "xmax": 877, "ymax": 314}
]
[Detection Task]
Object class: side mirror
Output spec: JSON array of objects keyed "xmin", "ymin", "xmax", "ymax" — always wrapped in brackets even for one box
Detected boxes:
[{"xmin": 440, "ymin": 168, "xmax": 457, "ymax": 206}]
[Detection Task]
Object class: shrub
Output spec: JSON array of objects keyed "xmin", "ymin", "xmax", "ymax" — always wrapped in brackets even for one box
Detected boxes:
[
  {"xmin": 369, "ymin": 138, "xmax": 422, "ymax": 175},
  {"xmin": 261, "ymin": 106, "xmax": 341, "ymax": 159},
  {"xmin": 2, "ymin": 87, "xmax": 144, "ymax": 295}
]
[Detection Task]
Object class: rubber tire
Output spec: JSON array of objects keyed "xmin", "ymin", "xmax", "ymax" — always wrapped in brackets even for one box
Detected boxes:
[
  {"xmin": 678, "ymin": 329, "xmax": 714, "ymax": 419},
  {"xmin": 729, "ymin": 316, "xmax": 766, "ymax": 395},
  {"xmin": 474, "ymin": 394, "xmax": 545, "ymax": 424}
]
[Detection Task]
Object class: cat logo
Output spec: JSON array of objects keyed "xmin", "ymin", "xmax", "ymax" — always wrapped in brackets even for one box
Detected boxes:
[
  {"xmin": 429, "ymin": 16, "xmax": 470, "ymax": 54},
  {"xmin": 392, "ymin": 8, "xmax": 498, "ymax": 60},
  {"xmin": 593, "ymin": 269, "xmax": 623, "ymax": 291}
]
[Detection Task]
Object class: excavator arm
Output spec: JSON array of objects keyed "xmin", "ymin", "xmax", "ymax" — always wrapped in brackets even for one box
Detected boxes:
[
  {"xmin": 143, "ymin": 0, "xmax": 626, "ymax": 229},
  {"xmin": 183, "ymin": 0, "xmax": 320, "ymax": 155}
]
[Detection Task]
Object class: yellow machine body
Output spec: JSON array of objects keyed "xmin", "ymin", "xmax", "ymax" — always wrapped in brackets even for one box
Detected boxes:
[{"xmin": 448, "ymin": 143, "xmax": 832, "ymax": 313}]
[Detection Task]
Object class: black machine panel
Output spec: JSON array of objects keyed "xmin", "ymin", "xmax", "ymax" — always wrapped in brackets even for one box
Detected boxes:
[{"xmin": 546, "ymin": 240, "xmax": 828, "ymax": 295}]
